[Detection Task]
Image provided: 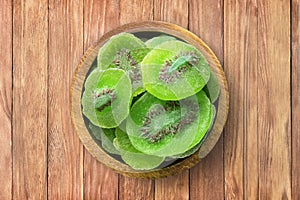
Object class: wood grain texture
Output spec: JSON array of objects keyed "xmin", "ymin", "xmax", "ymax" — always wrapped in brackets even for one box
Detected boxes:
[
  {"xmin": 153, "ymin": 1, "xmax": 189, "ymax": 199},
  {"xmin": 258, "ymin": 0, "xmax": 291, "ymax": 199},
  {"xmin": 12, "ymin": 0, "xmax": 48, "ymax": 199},
  {"xmin": 83, "ymin": 1, "xmax": 119, "ymax": 199},
  {"xmin": 119, "ymin": 178, "xmax": 155, "ymax": 200},
  {"xmin": 155, "ymin": 171, "xmax": 189, "ymax": 200},
  {"xmin": 84, "ymin": 0, "xmax": 120, "ymax": 48},
  {"xmin": 189, "ymin": 0, "xmax": 224, "ymax": 199},
  {"xmin": 292, "ymin": 0, "xmax": 300, "ymax": 199},
  {"xmin": 190, "ymin": 142, "xmax": 224, "ymax": 200},
  {"xmin": 189, "ymin": 0, "xmax": 223, "ymax": 61},
  {"xmin": 224, "ymin": 0, "xmax": 258, "ymax": 199},
  {"xmin": 242, "ymin": 1, "xmax": 259, "ymax": 199},
  {"xmin": 119, "ymin": 1, "xmax": 155, "ymax": 199},
  {"xmin": 154, "ymin": 0, "xmax": 188, "ymax": 28},
  {"xmin": 120, "ymin": 0, "xmax": 153, "ymax": 25},
  {"xmin": 0, "ymin": 0, "xmax": 12, "ymax": 199},
  {"xmin": 224, "ymin": 1, "xmax": 244, "ymax": 199},
  {"xmin": 48, "ymin": 1, "xmax": 83, "ymax": 199},
  {"xmin": 84, "ymin": 158, "xmax": 118, "ymax": 200},
  {"xmin": 1, "ymin": 0, "xmax": 297, "ymax": 198}
]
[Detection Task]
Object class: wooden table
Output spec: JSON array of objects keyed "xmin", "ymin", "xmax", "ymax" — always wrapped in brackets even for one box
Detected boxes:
[{"xmin": 0, "ymin": 0, "xmax": 299, "ymax": 199}]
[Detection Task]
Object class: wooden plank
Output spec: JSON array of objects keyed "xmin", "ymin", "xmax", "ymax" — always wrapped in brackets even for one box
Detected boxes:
[
  {"xmin": 155, "ymin": 171, "xmax": 189, "ymax": 200},
  {"xmin": 243, "ymin": 1, "xmax": 259, "ymax": 198},
  {"xmin": 153, "ymin": 0, "xmax": 188, "ymax": 28},
  {"xmin": 84, "ymin": 157, "xmax": 118, "ymax": 199},
  {"xmin": 292, "ymin": 0, "xmax": 300, "ymax": 199},
  {"xmin": 224, "ymin": 0, "xmax": 258, "ymax": 199},
  {"xmin": 12, "ymin": 0, "xmax": 48, "ymax": 199},
  {"xmin": 223, "ymin": 1, "xmax": 244, "ymax": 199},
  {"xmin": 83, "ymin": 1, "xmax": 119, "ymax": 199},
  {"xmin": 189, "ymin": 0, "xmax": 224, "ymax": 199},
  {"xmin": 153, "ymin": 1, "xmax": 189, "ymax": 199},
  {"xmin": 119, "ymin": 178, "xmax": 154, "ymax": 200},
  {"xmin": 84, "ymin": 0, "xmax": 120, "ymax": 48},
  {"xmin": 190, "ymin": 141, "xmax": 224, "ymax": 200},
  {"xmin": 224, "ymin": 0, "xmax": 259, "ymax": 199},
  {"xmin": 118, "ymin": 1, "xmax": 155, "ymax": 199},
  {"xmin": 189, "ymin": 0, "xmax": 223, "ymax": 62},
  {"xmin": 120, "ymin": 0, "xmax": 153, "ymax": 24},
  {"xmin": 48, "ymin": 1, "xmax": 83, "ymax": 199},
  {"xmin": 0, "ymin": 0, "xmax": 12, "ymax": 199},
  {"xmin": 258, "ymin": 0, "xmax": 291, "ymax": 199}
]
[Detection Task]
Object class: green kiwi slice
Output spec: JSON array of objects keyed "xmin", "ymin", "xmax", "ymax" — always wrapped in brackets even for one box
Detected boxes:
[
  {"xmin": 203, "ymin": 71, "xmax": 220, "ymax": 103},
  {"xmin": 145, "ymin": 35, "xmax": 176, "ymax": 48},
  {"xmin": 126, "ymin": 91, "xmax": 212, "ymax": 157},
  {"xmin": 171, "ymin": 141, "xmax": 202, "ymax": 159},
  {"xmin": 97, "ymin": 32, "xmax": 148, "ymax": 96},
  {"xmin": 82, "ymin": 68, "xmax": 132, "ymax": 128},
  {"xmin": 182, "ymin": 91, "xmax": 213, "ymax": 149},
  {"xmin": 113, "ymin": 128, "xmax": 164, "ymax": 170},
  {"xmin": 88, "ymin": 123, "xmax": 120, "ymax": 155},
  {"xmin": 170, "ymin": 103, "xmax": 216, "ymax": 159},
  {"xmin": 141, "ymin": 40, "xmax": 211, "ymax": 100},
  {"xmin": 88, "ymin": 122, "xmax": 102, "ymax": 140}
]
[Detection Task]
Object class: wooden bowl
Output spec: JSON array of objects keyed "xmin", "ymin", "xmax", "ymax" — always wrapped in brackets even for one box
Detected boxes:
[{"xmin": 70, "ymin": 21, "xmax": 229, "ymax": 178}]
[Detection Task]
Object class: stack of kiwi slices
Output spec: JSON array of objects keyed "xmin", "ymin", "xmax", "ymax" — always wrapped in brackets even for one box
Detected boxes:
[{"xmin": 81, "ymin": 32, "xmax": 220, "ymax": 170}]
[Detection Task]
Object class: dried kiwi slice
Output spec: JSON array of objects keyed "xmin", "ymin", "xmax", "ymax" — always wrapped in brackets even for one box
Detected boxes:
[
  {"xmin": 171, "ymin": 140, "xmax": 202, "ymax": 159},
  {"xmin": 141, "ymin": 40, "xmax": 210, "ymax": 100},
  {"xmin": 182, "ymin": 91, "xmax": 213, "ymax": 149},
  {"xmin": 126, "ymin": 91, "xmax": 212, "ymax": 157},
  {"xmin": 113, "ymin": 128, "xmax": 164, "ymax": 170},
  {"xmin": 170, "ymin": 103, "xmax": 216, "ymax": 159},
  {"xmin": 88, "ymin": 123, "xmax": 120, "ymax": 155},
  {"xmin": 97, "ymin": 32, "xmax": 145, "ymax": 69},
  {"xmin": 145, "ymin": 35, "xmax": 176, "ymax": 48},
  {"xmin": 82, "ymin": 68, "xmax": 132, "ymax": 128},
  {"xmin": 203, "ymin": 71, "xmax": 220, "ymax": 103},
  {"xmin": 97, "ymin": 32, "xmax": 148, "ymax": 96}
]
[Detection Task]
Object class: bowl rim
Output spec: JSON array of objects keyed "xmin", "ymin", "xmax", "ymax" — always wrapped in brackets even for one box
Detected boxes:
[{"xmin": 70, "ymin": 21, "xmax": 229, "ymax": 178}]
